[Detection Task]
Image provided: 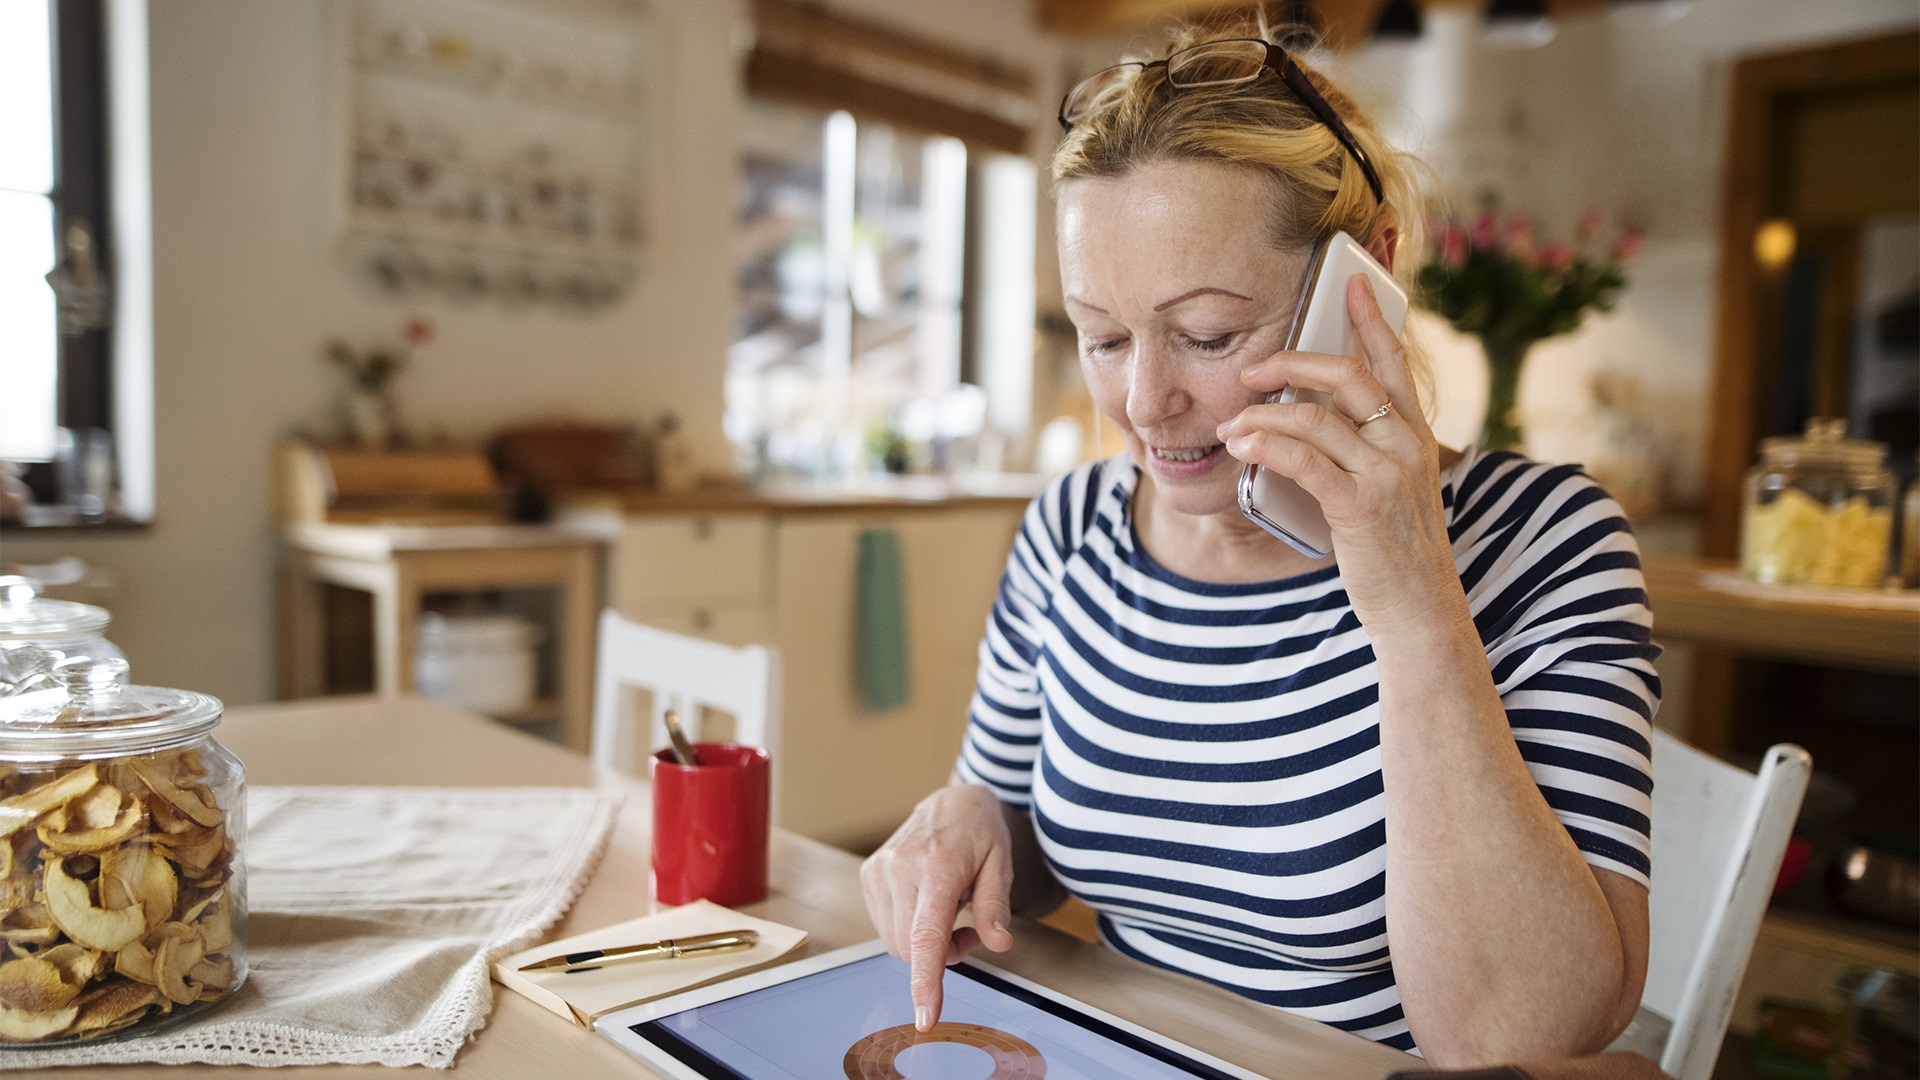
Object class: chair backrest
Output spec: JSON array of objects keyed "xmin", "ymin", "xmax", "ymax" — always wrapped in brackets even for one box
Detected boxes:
[
  {"xmin": 590, "ymin": 610, "xmax": 781, "ymax": 783},
  {"xmin": 1643, "ymin": 728, "xmax": 1811, "ymax": 1080}
]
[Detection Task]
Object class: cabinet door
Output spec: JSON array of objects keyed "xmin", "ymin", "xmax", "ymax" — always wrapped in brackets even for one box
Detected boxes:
[
  {"xmin": 623, "ymin": 601, "xmax": 773, "ymax": 649},
  {"xmin": 772, "ymin": 506, "xmax": 1024, "ymax": 848},
  {"xmin": 609, "ymin": 513, "xmax": 773, "ymax": 609}
]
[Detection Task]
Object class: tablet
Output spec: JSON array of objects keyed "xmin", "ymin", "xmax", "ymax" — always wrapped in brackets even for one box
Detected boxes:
[{"xmin": 596, "ymin": 939, "xmax": 1266, "ymax": 1079}]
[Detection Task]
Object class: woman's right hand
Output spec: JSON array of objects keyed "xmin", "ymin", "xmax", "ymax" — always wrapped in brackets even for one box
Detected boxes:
[{"xmin": 860, "ymin": 783, "xmax": 1017, "ymax": 1031}]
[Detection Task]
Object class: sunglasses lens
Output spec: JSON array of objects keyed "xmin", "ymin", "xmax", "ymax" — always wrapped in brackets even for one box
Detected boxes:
[{"xmin": 1166, "ymin": 40, "xmax": 1267, "ymax": 87}]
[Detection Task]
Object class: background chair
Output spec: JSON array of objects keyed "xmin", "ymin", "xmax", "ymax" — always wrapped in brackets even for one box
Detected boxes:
[
  {"xmin": 590, "ymin": 609, "xmax": 780, "ymax": 788},
  {"xmin": 1627, "ymin": 727, "xmax": 1811, "ymax": 1080}
]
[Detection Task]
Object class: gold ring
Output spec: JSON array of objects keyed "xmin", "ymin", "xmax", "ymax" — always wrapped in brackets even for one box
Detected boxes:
[{"xmin": 1357, "ymin": 402, "xmax": 1393, "ymax": 426}]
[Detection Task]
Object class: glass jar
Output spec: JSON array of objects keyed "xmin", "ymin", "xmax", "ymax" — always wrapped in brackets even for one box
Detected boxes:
[
  {"xmin": 1741, "ymin": 419, "xmax": 1897, "ymax": 588},
  {"xmin": 0, "ymin": 658, "xmax": 246, "ymax": 1045},
  {"xmin": 1903, "ymin": 461, "xmax": 1920, "ymax": 589},
  {"xmin": 0, "ymin": 576, "xmax": 126, "ymax": 697}
]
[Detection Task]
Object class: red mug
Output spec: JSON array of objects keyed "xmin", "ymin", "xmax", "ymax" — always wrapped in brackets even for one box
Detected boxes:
[{"xmin": 651, "ymin": 743, "xmax": 770, "ymax": 907}]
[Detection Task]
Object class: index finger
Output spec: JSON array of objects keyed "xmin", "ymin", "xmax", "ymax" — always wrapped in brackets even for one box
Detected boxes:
[{"xmin": 907, "ymin": 882, "xmax": 959, "ymax": 1030}]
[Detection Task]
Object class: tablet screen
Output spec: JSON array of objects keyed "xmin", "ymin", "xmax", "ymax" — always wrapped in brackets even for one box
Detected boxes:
[{"xmin": 626, "ymin": 952, "xmax": 1243, "ymax": 1079}]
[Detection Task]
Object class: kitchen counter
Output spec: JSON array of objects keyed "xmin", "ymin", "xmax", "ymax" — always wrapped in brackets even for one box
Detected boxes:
[{"xmin": 553, "ymin": 472, "xmax": 1051, "ymax": 523}]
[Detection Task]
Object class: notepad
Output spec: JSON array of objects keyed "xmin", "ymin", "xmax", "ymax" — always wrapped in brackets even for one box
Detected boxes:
[{"xmin": 491, "ymin": 901, "xmax": 809, "ymax": 1028}]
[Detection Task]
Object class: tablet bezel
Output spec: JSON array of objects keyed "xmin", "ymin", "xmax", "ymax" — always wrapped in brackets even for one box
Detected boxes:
[{"xmin": 594, "ymin": 938, "xmax": 1267, "ymax": 1080}]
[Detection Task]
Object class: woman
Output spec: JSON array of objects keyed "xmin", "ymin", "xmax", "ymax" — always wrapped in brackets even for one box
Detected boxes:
[{"xmin": 860, "ymin": 19, "xmax": 1656, "ymax": 1067}]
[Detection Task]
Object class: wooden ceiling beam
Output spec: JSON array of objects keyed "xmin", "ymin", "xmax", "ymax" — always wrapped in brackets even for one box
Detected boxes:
[{"xmin": 1039, "ymin": 0, "xmax": 1613, "ymax": 42}]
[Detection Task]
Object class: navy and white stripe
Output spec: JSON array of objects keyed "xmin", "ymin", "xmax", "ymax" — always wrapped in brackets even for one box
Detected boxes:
[{"xmin": 956, "ymin": 449, "xmax": 1659, "ymax": 1052}]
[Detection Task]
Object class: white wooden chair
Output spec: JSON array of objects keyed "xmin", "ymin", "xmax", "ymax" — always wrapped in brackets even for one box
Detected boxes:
[
  {"xmin": 1623, "ymin": 727, "xmax": 1811, "ymax": 1080},
  {"xmin": 590, "ymin": 610, "xmax": 780, "ymax": 786}
]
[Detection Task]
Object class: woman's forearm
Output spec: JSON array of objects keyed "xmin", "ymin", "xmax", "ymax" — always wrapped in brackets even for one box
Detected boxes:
[{"xmin": 1370, "ymin": 599, "xmax": 1641, "ymax": 1065}]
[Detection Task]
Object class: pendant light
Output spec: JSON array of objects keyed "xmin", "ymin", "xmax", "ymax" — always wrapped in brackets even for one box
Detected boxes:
[
  {"xmin": 1483, "ymin": 0, "xmax": 1555, "ymax": 48},
  {"xmin": 1371, "ymin": 0, "xmax": 1424, "ymax": 41}
]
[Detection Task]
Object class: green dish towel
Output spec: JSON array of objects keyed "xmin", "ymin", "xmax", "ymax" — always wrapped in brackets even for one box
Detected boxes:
[{"xmin": 856, "ymin": 528, "xmax": 911, "ymax": 711}]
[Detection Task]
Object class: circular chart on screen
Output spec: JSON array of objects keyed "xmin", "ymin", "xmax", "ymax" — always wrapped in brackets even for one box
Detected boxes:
[{"xmin": 843, "ymin": 1021, "xmax": 1047, "ymax": 1080}]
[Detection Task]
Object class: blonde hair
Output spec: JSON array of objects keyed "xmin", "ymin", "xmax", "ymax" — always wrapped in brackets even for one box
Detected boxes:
[
  {"xmin": 1053, "ymin": 15, "xmax": 1435, "ymax": 410},
  {"xmin": 1052, "ymin": 16, "xmax": 1418, "ymax": 262}
]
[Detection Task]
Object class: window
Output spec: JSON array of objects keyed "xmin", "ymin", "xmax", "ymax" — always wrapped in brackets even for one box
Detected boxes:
[
  {"xmin": 728, "ymin": 1, "xmax": 1038, "ymax": 480},
  {"xmin": 730, "ymin": 101, "xmax": 975, "ymax": 477},
  {"xmin": 2, "ymin": 0, "xmax": 118, "ymax": 522}
]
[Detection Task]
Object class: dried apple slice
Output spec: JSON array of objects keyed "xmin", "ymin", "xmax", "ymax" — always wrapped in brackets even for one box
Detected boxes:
[
  {"xmin": 38, "ymin": 797, "xmax": 145, "ymax": 855},
  {"xmin": 0, "ymin": 765, "xmax": 98, "ymax": 839},
  {"xmin": 44, "ymin": 857, "xmax": 143, "ymax": 952},
  {"xmin": 99, "ymin": 847, "xmax": 176, "ymax": 931},
  {"xmin": 187, "ymin": 954, "xmax": 233, "ymax": 992},
  {"xmin": 68, "ymin": 980, "xmax": 156, "ymax": 1038},
  {"xmin": 69, "ymin": 785, "xmax": 121, "ymax": 831},
  {"xmin": 196, "ymin": 895, "xmax": 233, "ymax": 954},
  {"xmin": 151, "ymin": 824, "xmax": 224, "ymax": 874},
  {"xmin": 36, "ymin": 943, "xmax": 102, "ymax": 989},
  {"xmin": 0, "ymin": 1001, "xmax": 78, "ymax": 1042},
  {"xmin": 1, "ymin": 903, "xmax": 57, "ymax": 945},
  {"xmin": 153, "ymin": 926, "xmax": 206, "ymax": 1006},
  {"xmin": 127, "ymin": 761, "xmax": 221, "ymax": 828},
  {"xmin": 0, "ymin": 958, "xmax": 81, "ymax": 1012},
  {"xmin": 113, "ymin": 937, "xmax": 155, "ymax": 985}
]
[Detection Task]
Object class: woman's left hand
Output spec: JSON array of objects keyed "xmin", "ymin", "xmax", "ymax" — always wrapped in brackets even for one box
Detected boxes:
[{"xmin": 1216, "ymin": 274, "xmax": 1463, "ymax": 634}]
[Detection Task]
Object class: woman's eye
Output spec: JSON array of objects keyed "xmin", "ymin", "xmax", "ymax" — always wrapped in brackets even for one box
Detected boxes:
[
  {"xmin": 1083, "ymin": 337, "xmax": 1127, "ymax": 356},
  {"xmin": 1182, "ymin": 333, "xmax": 1235, "ymax": 353}
]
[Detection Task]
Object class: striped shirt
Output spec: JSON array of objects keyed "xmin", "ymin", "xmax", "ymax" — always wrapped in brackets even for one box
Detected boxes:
[{"xmin": 956, "ymin": 449, "xmax": 1659, "ymax": 1052}]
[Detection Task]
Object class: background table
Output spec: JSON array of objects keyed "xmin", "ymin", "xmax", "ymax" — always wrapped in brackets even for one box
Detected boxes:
[
  {"xmin": 10, "ymin": 696, "xmax": 1416, "ymax": 1079},
  {"xmin": 277, "ymin": 524, "xmax": 603, "ymax": 751}
]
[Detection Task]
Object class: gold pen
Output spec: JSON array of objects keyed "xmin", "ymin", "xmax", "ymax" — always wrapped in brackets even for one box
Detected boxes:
[{"xmin": 517, "ymin": 929, "xmax": 760, "ymax": 974}]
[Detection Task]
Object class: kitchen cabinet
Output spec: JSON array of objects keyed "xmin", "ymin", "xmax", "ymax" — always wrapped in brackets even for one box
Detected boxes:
[{"xmin": 592, "ymin": 496, "xmax": 1027, "ymax": 849}]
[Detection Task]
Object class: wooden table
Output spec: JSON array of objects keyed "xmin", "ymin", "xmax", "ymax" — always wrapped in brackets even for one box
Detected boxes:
[
  {"xmin": 277, "ymin": 524, "xmax": 603, "ymax": 752},
  {"xmin": 1642, "ymin": 556, "xmax": 1919, "ymax": 676},
  {"xmin": 13, "ymin": 696, "xmax": 1416, "ymax": 1079}
]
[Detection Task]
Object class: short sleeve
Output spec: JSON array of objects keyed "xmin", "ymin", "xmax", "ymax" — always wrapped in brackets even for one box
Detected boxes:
[
  {"xmin": 955, "ymin": 464, "xmax": 1106, "ymax": 805},
  {"xmin": 1454, "ymin": 457, "xmax": 1660, "ymax": 887}
]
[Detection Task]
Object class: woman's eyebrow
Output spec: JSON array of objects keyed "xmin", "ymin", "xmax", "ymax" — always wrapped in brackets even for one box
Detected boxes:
[{"xmin": 1155, "ymin": 287, "xmax": 1252, "ymax": 311}]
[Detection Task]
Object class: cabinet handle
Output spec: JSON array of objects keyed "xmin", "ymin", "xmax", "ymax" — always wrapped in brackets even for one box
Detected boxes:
[
  {"xmin": 692, "ymin": 517, "xmax": 712, "ymax": 541},
  {"xmin": 692, "ymin": 608, "xmax": 712, "ymax": 631}
]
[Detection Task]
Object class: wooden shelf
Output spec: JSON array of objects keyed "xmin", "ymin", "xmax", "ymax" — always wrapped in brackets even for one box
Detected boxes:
[{"xmin": 1642, "ymin": 556, "xmax": 1920, "ymax": 675}]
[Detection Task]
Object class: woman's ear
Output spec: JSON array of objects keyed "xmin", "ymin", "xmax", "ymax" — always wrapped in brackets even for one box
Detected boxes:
[{"xmin": 1362, "ymin": 212, "xmax": 1400, "ymax": 274}]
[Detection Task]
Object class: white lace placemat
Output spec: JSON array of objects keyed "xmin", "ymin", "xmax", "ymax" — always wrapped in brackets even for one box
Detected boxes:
[{"xmin": 0, "ymin": 784, "xmax": 621, "ymax": 1069}]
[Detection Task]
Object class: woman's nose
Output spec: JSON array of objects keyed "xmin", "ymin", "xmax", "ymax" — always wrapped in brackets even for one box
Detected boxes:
[{"xmin": 1125, "ymin": 344, "xmax": 1189, "ymax": 429}]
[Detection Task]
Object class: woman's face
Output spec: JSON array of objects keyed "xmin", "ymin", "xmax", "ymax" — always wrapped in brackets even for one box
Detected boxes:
[{"xmin": 1058, "ymin": 159, "xmax": 1307, "ymax": 519}]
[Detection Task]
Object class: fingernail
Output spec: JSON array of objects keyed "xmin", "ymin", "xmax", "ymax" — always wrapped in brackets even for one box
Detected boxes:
[
  {"xmin": 1242, "ymin": 363, "xmax": 1262, "ymax": 381},
  {"xmin": 915, "ymin": 1006, "xmax": 930, "ymax": 1031},
  {"xmin": 1361, "ymin": 275, "xmax": 1378, "ymax": 299},
  {"xmin": 993, "ymin": 919, "xmax": 1009, "ymax": 936}
]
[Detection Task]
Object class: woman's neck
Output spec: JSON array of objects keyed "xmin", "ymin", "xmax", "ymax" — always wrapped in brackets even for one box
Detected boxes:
[{"xmin": 1132, "ymin": 475, "xmax": 1329, "ymax": 585}]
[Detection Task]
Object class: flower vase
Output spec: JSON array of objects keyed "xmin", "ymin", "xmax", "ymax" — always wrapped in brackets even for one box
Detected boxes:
[
  {"xmin": 345, "ymin": 389, "xmax": 395, "ymax": 449},
  {"xmin": 1479, "ymin": 334, "xmax": 1536, "ymax": 453}
]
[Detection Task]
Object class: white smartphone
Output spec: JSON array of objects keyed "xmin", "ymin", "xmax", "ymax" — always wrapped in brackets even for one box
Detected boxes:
[{"xmin": 1236, "ymin": 231, "xmax": 1410, "ymax": 559}]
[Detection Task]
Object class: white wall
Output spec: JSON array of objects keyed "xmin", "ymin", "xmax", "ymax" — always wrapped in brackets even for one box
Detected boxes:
[
  {"xmin": 4, "ymin": 0, "xmax": 747, "ymax": 704},
  {"xmin": 1, "ymin": 0, "xmax": 1070, "ymax": 707},
  {"xmin": 1327, "ymin": 0, "xmax": 1920, "ymax": 506}
]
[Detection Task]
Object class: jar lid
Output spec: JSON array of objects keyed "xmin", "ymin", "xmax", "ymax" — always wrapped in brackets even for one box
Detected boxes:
[
  {"xmin": 1759, "ymin": 417, "xmax": 1888, "ymax": 470},
  {"xmin": 0, "ymin": 576, "xmax": 112, "ymax": 642},
  {"xmin": 0, "ymin": 658, "xmax": 223, "ymax": 759}
]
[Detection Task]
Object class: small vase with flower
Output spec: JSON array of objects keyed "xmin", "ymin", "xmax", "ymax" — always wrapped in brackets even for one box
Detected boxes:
[
  {"xmin": 325, "ymin": 317, "xmax": 433, "ymax": 449},
  {"xmin": 1418, "ymin": 203, "xmax": 1639, "ymax": 453}
]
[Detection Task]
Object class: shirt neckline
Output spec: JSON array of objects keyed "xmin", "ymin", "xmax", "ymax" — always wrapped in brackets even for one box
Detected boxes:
[{"xmin": 1104, "ymin": 447, "xmax": 1482, "ymax": 596}]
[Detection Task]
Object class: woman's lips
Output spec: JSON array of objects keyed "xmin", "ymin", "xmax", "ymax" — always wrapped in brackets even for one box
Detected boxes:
[{"xmin": 1146, "ymin": 443, "xmax": 1225, "ymax": 479}]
